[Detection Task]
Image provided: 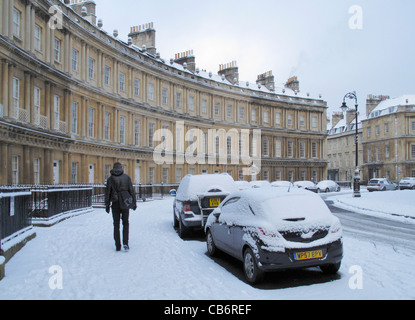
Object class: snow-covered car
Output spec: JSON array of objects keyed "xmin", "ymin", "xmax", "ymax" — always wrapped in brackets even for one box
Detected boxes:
[
  {"xmin": 249, "ymin": 180, "xmax": 271, "ymax": 188},
  {"xmin": 316, "ymin": 180, "xmax": 341, "ymax": 193},
  {"xmin": 173, "ymin": 174, "xmax": 237, "ymax": 238},
  {"xmin": 271, "ymin": 181, "xmax": 292, "ymax": 188},
  {"xmin": 235, "ymin": 181, "xmax": 250, "ymax": 190},
  {"xmin": 399, "ymin": 177, "xmax": 415, "ymax": 190},
  {"xmin": 293, "ymin": 181, "xmax": 318, "ymax": 193},
  {"xmin": 367, "ymin": 178, "xmax": 398, "ymax": 192},
  {"xmin": 205, "ymin": 187, "xmax": 343, "ymax": 284}
]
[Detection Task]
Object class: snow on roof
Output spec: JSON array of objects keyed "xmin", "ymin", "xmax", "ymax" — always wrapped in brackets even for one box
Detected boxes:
[
  {"xmin": 369, "ymin": 95, "xmax": 415, "ymax": 118},
  {"xmin": 328, "ymin": 111, "xmax": 367, "ymax": 135},
  {"xmin": 63, "ymin": 1, "xmax": 325, "ymax": 103}
]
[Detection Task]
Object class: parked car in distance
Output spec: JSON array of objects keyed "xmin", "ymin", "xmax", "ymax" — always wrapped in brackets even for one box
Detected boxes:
[
  {"xmin": 235, "ymin": 181, "xmax": 250, "ymax": 190},
  {"xmin": 367, "ymin": 178, "xmax": 398, "ymax": 192},
  {"xmin": 205, "ymin": 187, "xmax": 343, "ymax": 284},
  {"xmin": 399, "ymin": 177, "xmax": 415, "ymax": 190},
  {"xmin": 173, "ymin": 174, "xmax": 237, "ymax": 238},
  {"xmin": 293, "ymin": 181, "xmax": 318, "ymax": 193},
  {"xmin": 249, "ymin": 180, "xmax": 271, "ymax": 188},
  {"xmin": 271, "ymin": 181, "xmax": 292, "ymax": 188},
  {"xmin": 316, "ymin": 180, "xmax": 341, "ymax": 193}
]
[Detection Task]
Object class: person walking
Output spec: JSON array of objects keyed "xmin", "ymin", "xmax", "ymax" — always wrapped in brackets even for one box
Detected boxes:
[{"xmin": 105, "ymin": 162, "xmax": 137, "ymax": 252}]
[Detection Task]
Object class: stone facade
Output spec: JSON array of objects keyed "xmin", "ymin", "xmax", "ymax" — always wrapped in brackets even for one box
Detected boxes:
[
  {"xmin": 327, "ymin": 95, "xmax": 415, "ymax": 183},
  {"xmin": 0, "ymin": 0, "xmax": 328, "ymax": 186},
  {"xmin": 362, "ymin": 95, "xmax": 415, "ymax": 181}
]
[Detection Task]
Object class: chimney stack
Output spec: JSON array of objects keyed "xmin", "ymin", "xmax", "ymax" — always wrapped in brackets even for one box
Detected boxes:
[
  {"xmin": 346, "ymin": 109, "xmax": 356, "ymax": 125},
  {"xmin": 285, "ymin": 76, "xmax": 300, "ymax": 92},
  {"xmin": 218, "ymin": 61, "xmax": 239, "ymax": 85},
  {"xmin": 331, "ymin": 112, "xmax": 344, "ymax": 128},
  {"xmin": 256, "ymin": 71, "xmax": 275, "ymax": 91},
  {"xmin": 128, "ymin": 23, "xmax": 156, "ymax": 56},
  {"xmin": 70, "ymin": 0, "xmax": 97, "ymax": 25},
  {"xmin": 174, "ymin": 50, "xmax": 196, "ymax": 73}
]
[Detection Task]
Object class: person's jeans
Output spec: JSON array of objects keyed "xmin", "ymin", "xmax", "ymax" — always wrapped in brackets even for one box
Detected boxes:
[{"xmin": 112, "ymin": 204, "xmax": 129, "ymax": 249}]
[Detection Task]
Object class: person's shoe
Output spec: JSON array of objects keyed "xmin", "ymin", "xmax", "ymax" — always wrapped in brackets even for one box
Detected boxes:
[
  {"xmin": 123, "ymin": 245, "xmax": 129, "ymax": 252},
  {"xmin": 116, "ymin": 245, "xmax": 121, "ymax": 251}
]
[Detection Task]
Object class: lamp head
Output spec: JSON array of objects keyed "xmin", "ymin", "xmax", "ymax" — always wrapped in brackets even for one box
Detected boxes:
[{"xmin": 341, "ymin": 102, "xmax": 348, "ymax": 113}]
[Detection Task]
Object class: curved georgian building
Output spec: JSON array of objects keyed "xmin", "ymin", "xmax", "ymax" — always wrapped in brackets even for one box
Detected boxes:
[{"xmin": 0, "ymin": 0, "xmax": 328, "ymax": 185}]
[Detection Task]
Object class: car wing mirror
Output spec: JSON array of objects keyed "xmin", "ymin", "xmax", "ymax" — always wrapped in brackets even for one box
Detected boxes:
[{"xmin": 213, "ymin": 208, "xmax": 221, "ymax": 221}]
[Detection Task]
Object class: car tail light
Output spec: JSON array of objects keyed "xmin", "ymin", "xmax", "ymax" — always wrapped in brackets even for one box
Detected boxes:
[
  {"xmin": 377, "ymin": 184, "xmax": 381, "ymax": 187},
  {"xmin": 183, "ymin": 202, "xmax": 191, "ymax": 212}
]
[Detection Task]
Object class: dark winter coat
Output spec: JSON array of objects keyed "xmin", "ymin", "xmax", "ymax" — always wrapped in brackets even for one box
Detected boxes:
[{"xmin": 105, "ymin": 168, "xmax": 137, "ymax": 208}]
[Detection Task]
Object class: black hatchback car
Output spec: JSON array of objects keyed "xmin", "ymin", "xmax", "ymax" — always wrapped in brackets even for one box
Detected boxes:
[{"xmin": 205, "ymin": 187, "xmax": 343, "ymax": 284}]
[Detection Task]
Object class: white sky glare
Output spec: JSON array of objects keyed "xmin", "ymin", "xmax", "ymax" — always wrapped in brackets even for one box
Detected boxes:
[{"xmin": 93, "ymin": 0, "xmax": 415, "ymax": 119}]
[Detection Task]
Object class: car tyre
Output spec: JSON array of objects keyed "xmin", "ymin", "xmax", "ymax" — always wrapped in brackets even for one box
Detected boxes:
[
  {"xmin": 320, "ymin": 262, "xmax": 341, "ymax": 274},
  {"xmin": 206, "ymin": 230, "xmax": 218, "ymax": 257},
  {"xmin": 243, "ymin": 247, "xmax": 264, "ymax": 284},
  {"xmin": 173, "ymin": 208, "xmax": 179, "ymax": 228},
  {"xmin": 178, "ymin": 216, "xmax": 188, "ymax": 239}
]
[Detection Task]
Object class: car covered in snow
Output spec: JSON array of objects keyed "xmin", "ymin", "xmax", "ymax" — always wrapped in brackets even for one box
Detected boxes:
[
  {"xmin": 316, "ymin": 180, "xmax": 341, "ymax": 193},
  {"xmin": 249, "ymin": 180, "xmax": 271, "ymax": 188},
  {"xmin": 271, "ymin": 181, "xmax": 292, "ymax": 188},
  {"xmin": 367, "ymin": 178, "xmax": 398, "ymax": 192},
  {"xmin": 205, "ymin": 187, "xmax": 343, "ymax": 284},
  {"xmin": 173, "ymin": 174, "xmax": 237, "ymax": 238},
  {"xmin": 293, "ymin": 181, "xmax": 318, "ymax": 193},
  {"xmin": 398, "ymin": 177, "xmax": 415, "ymax": 190}
]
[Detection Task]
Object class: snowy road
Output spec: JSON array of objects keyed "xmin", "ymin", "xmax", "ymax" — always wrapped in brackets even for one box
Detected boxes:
[
  {"xmin": 0, "ymin": 196, "xmax": 414, "ymax": 300},
  {"xmin": 327, "ymin": 200, "xmax": 415, "ymax": 252}
]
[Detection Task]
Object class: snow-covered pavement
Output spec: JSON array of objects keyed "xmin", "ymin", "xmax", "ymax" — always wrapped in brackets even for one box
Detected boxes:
[{"xmin": 0, "ymin": 192, "xmax": 414, "ymax": 300}]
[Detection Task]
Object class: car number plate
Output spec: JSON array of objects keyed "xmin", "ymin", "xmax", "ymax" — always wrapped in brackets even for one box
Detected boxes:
[
  {"xmin": 209, "ymin": 198, "xmax": 221, "ymax": 207},
  {"xmin": 294, "ymin": 250, "xmax": 323, "ymax": 261}
]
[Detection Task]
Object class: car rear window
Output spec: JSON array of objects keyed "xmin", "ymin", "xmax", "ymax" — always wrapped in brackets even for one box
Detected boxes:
[{"xmin": 260, "ymin": 194, "xmax": 332, "ymax": 222}]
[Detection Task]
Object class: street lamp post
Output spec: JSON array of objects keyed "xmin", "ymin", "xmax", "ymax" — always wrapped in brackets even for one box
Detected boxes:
[{"xmin": 341, "ymin": 91, "xmax": 361, "ymax": 198}]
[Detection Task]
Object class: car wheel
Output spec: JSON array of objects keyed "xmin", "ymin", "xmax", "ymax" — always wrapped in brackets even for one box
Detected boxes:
[
  {"xmin": 316, "ymin": 188, "xmax": 321, "ymax": 194},
  {"xmin": 178, "ymin": 216, "xmax": 188, "ymax": 239},
  {"xmin": 173, "ymin": 208, "xmax": 178, "ymax": 228},
  {"xmin": 206, "ymin": 230, "xmax": 218, "ymax": 257},
  {"xmin": 243, "ymin": 248, "xmax": 264, "ymax": 284},
  {"xmin": 320, "ymin": 262, "xmax": 341, "ymax": 274},
  {"xmin": 325, "ymin": 188, "xmax": 330, "ymax": 193}
]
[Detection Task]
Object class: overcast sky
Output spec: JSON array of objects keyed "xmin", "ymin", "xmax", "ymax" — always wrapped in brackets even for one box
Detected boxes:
[{"xmin": 93, "ymin": 0, "xmax": 415, "ymax": 121}]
